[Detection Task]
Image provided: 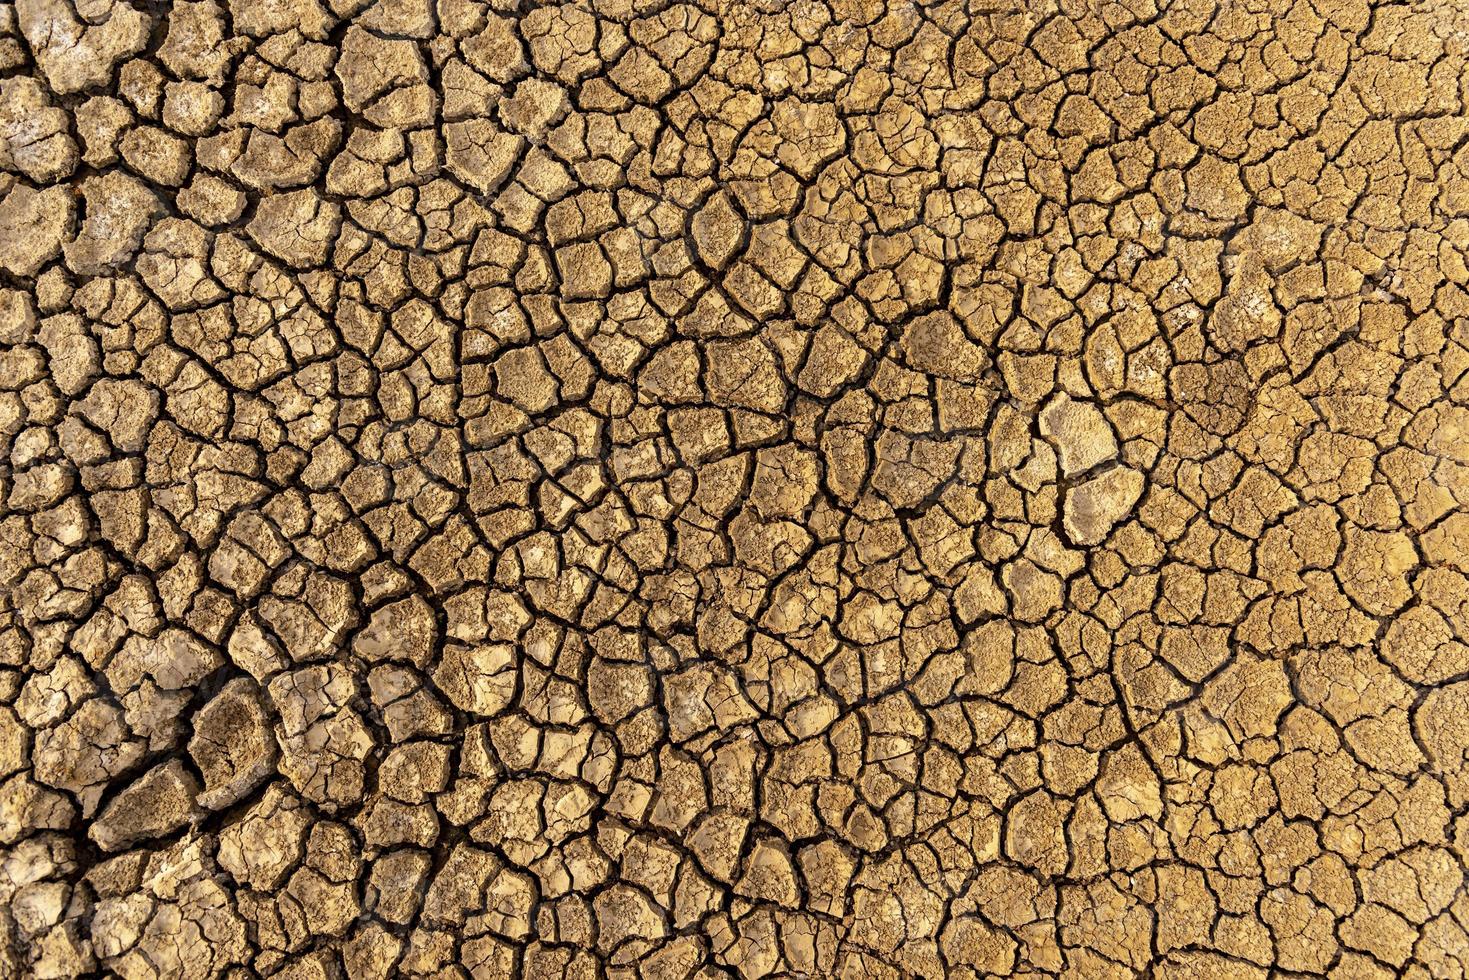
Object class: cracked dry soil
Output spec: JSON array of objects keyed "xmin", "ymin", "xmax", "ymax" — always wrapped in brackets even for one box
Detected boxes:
[{"xmin": 2, "ymin": 0, "xmax": 1469, "ymax": 976}]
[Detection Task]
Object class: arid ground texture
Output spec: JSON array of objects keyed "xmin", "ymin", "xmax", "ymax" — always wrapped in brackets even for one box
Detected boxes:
[{"xmin": 2, "ymin": 0, "xmax": 1469, "ymax": 976}]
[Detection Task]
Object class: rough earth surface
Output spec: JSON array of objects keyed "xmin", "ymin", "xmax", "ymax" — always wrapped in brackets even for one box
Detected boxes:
[{"xmin": 2, "ymin": 0, "xmax": 1469, "ymax": 976}]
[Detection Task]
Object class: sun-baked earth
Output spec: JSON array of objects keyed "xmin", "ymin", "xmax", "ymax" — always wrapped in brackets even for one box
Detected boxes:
[{"xmin": 3, "ymin": 0, "xmax": 1469, "ymax": 976}]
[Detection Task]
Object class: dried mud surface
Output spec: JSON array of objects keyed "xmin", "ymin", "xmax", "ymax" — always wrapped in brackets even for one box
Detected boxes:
[{"xmin": 3, "ymin": 0, "xmax": 1469, "ymax": 976}]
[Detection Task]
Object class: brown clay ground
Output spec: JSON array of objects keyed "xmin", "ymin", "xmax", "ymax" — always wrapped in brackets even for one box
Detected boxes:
[{"xmin": 2, "ymin": 0, "xmax": 1469, "ymax": 976}]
